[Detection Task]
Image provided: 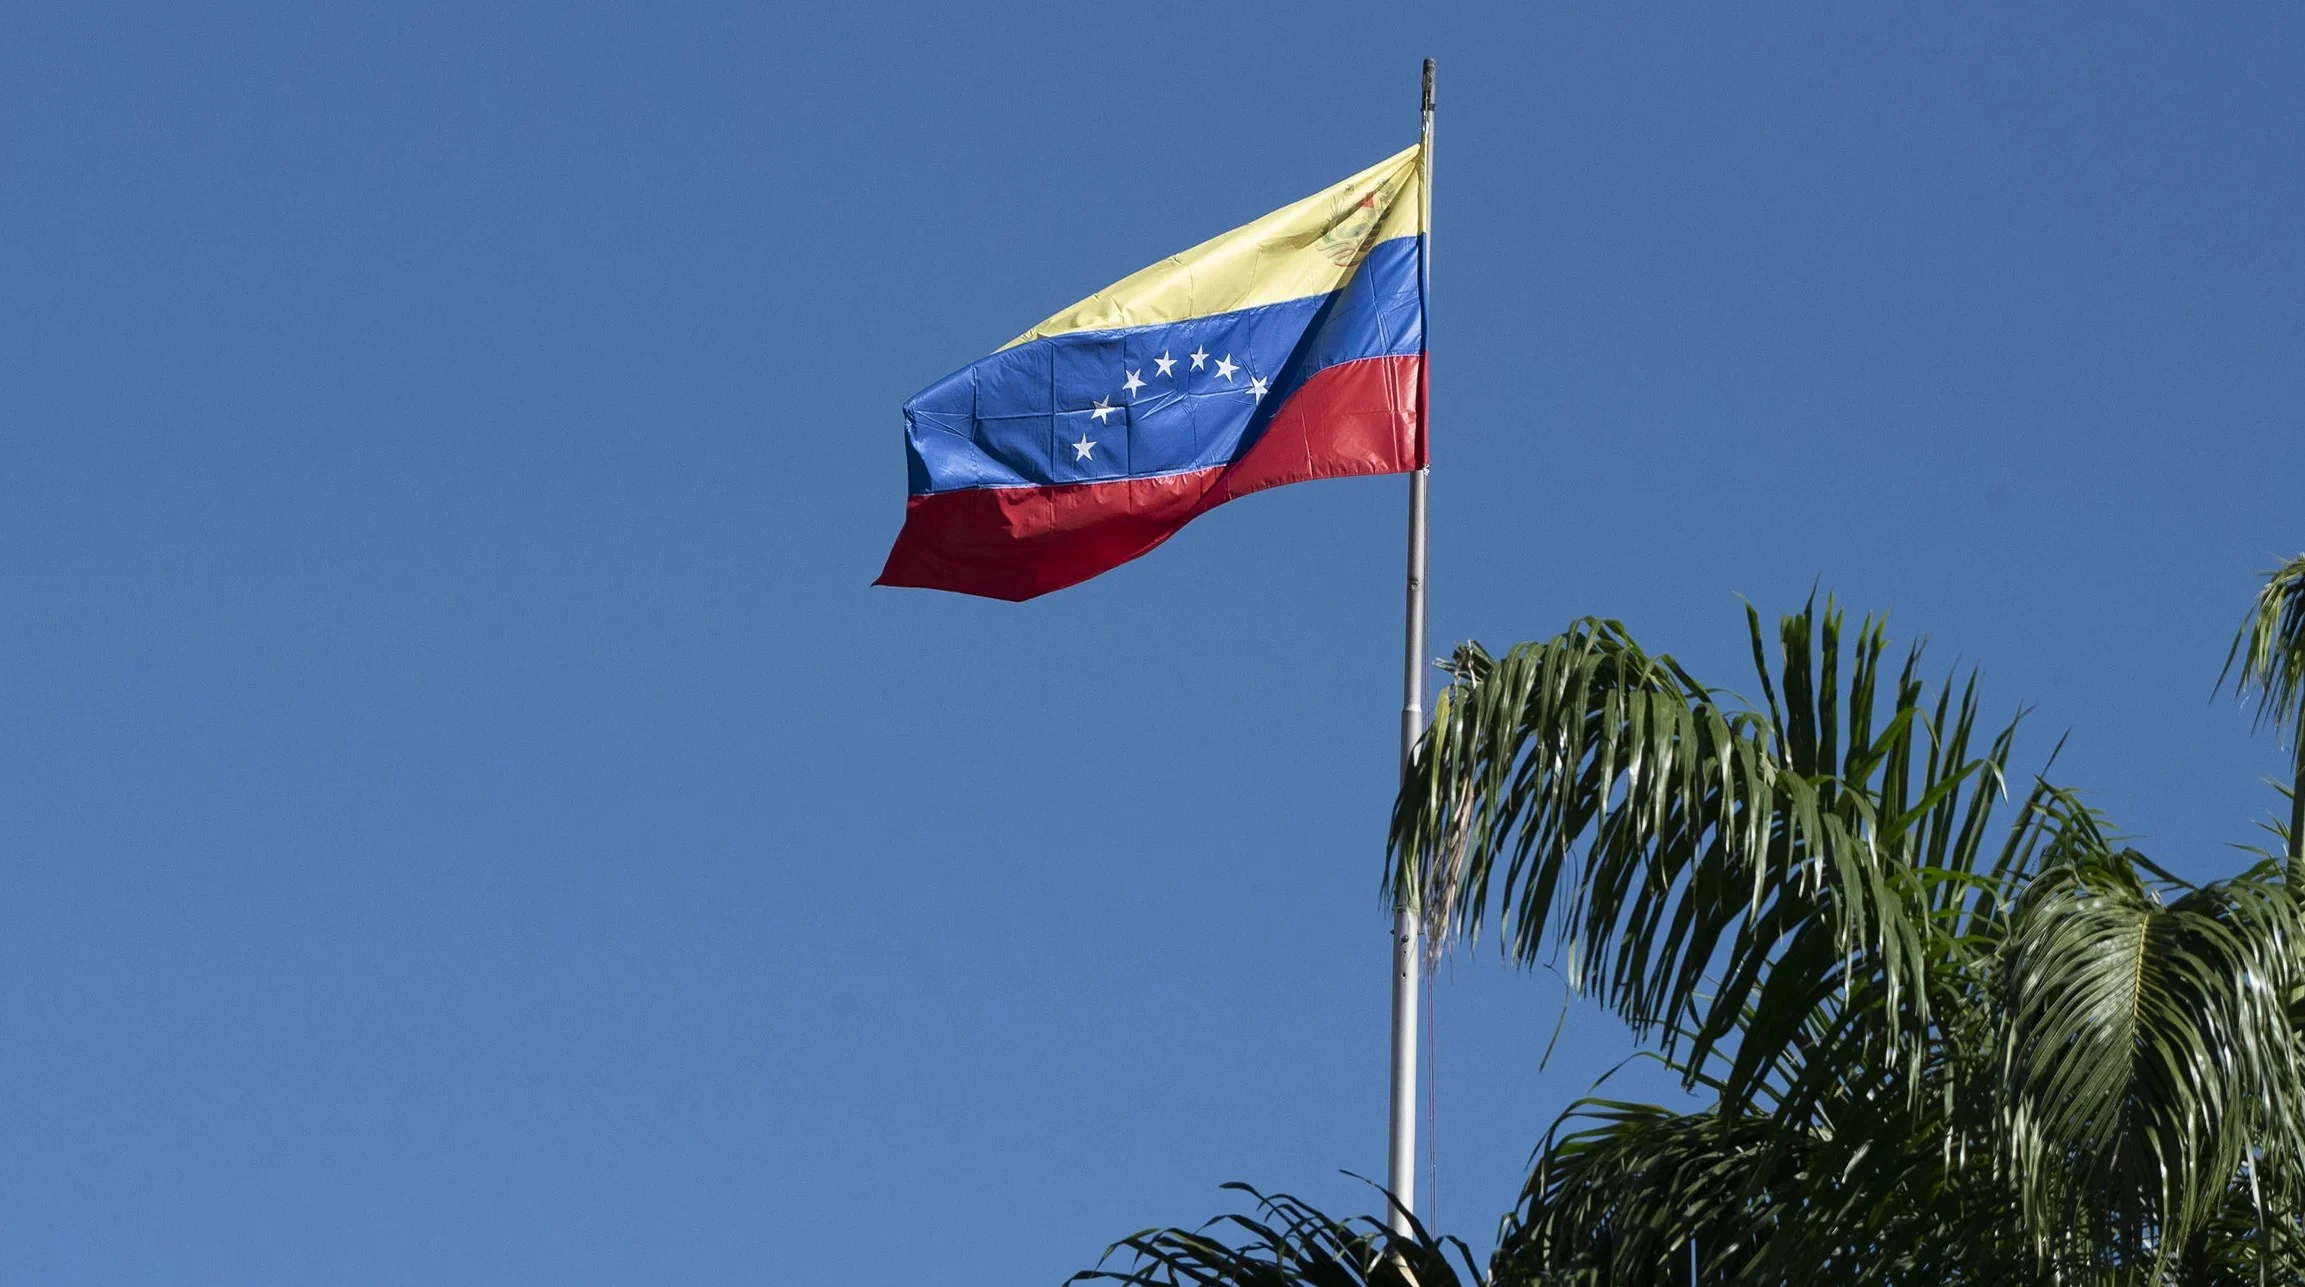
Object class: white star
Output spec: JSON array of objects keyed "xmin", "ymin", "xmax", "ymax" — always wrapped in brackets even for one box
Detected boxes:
[
  {"xmin": 1189, "ymin": 346, "xmax": 1209, "ymax": 371},
  {"xmin": 1213, "ymin": 353, "xmax": 1239, "ymax": 382},
  {"xmin": 1090, "ymin": 397, "xmax": 1118, "ymax": 423},
  {"xmin": 1072, "ymin": 434, "xmax": 1097, "ymax": 461},
  {"xmin": 1122, "ymin": 369, "xmax": 1145, "ymax": 396},
  {"xmin": 1154, "ymin": 351, "xmax": 1176, "ymax": 377},
  {"xmin": 1248, "ymin": 375, "xmax": 1269, "ymax": 400}
]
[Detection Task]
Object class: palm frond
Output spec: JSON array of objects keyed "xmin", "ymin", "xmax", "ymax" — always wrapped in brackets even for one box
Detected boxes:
[
  {"xmin": 1496, "ymin": 1100, "xmax": 1779, "ymax": 1286},
  {"xmin": 2176, "ymin": 1168, "xmax": 2305, "ymax": 1286},
  {"xmin": 1066, "ymin": 1183, "xmax": 1481, "ymax": 1287},
  {"xmin": 1078, "ymin": 590, "xmax": 2305, "ymax": 1287},
  {"xmin": 2221, "ymin": 555, "xmax": 2305, "ymax": 739},
  {"xmin": 2220, "ymin": 554, "xmax": 2305, "ymax": 860},
  {"xmin": 1388, "ymin": 599, "xmax": 2024, "ymax": 1118},
  {"xmin": 1495, "ymin": 1092, "xmax": 2031, "ymax": 1287},
  {"xmin": 1998, "ymin": 849, "xmax": 2305, "ymax": 1274}
]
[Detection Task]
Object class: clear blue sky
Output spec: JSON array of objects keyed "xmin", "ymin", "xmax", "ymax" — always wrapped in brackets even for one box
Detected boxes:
[{"xmin": 4, "ymin": 3, "xmax": 2301, "ymax": 1282}]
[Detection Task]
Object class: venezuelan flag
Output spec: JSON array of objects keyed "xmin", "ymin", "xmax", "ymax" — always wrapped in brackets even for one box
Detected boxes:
[{"xmin": 876, "ymin": 145, "xmax": 1428, "ymax": 601}]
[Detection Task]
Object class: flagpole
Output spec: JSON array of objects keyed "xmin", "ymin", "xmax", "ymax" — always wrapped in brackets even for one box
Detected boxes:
[{"xmin": 1386, "ymin": 55, "xmax": 1433, "ymax": 1240}]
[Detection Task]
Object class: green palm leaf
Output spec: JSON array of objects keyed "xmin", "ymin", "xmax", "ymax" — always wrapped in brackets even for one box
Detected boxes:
[
  {"xmin": 1387, "ymin": 599, "xmax": 2021, "ymax": 1118},
  {"xmin": 1077, "ymin": 586, "xmax": 2305, "ymax": 1287},
  {"xmin": 2221, "ymin": 554, "xmax": 2305, "ymax": 861},
  {"xmin": 1065, "ymin": 1183, "xmax": 1481, "ymax": 1287},
  {"xmin": 1495, "ymin": 1093, "xmax": 2033, "ymax": 1286},
  {"xmin": 1998, "ymin": 848, "xmax": 2305, "ymax": 1274}
]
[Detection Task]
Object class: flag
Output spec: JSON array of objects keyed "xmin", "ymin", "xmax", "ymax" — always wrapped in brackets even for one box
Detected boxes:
[{"xmin": 875, "ymin": 145, "xmax": 1428, "ymax": 601}]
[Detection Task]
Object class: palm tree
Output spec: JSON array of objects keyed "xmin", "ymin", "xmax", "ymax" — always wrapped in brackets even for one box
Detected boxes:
[{"xmin": 1074, "ymin": 593, "xmax": 2305, "ymax": 1286}]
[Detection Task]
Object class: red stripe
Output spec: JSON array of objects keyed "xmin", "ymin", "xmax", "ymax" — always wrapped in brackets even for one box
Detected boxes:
[{"xmin": 876, "ymin": 353, "xmax": 1424, "ymax": 601}]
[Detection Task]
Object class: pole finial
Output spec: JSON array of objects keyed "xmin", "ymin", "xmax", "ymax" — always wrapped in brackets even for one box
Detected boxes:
[{"xmin": 1422, "ymin": 58, "xmax": 1435, "ymax": 114}]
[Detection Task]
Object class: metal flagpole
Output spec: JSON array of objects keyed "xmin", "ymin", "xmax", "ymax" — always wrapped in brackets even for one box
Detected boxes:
[{"xmin": 1386, "ymin": 55, "xmax": 1434, "ymax": 1240}]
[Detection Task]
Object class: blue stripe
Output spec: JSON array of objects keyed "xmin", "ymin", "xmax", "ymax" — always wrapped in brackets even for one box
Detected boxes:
[{"xmin": 901, "ymin": 234, "xmax": 1424, "ymax": 495}]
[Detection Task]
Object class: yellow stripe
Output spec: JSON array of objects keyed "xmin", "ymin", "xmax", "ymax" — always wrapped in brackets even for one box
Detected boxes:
[{"xmin": 1000, "ymin": 144, "xmax": 1425, "ymax": 350}]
